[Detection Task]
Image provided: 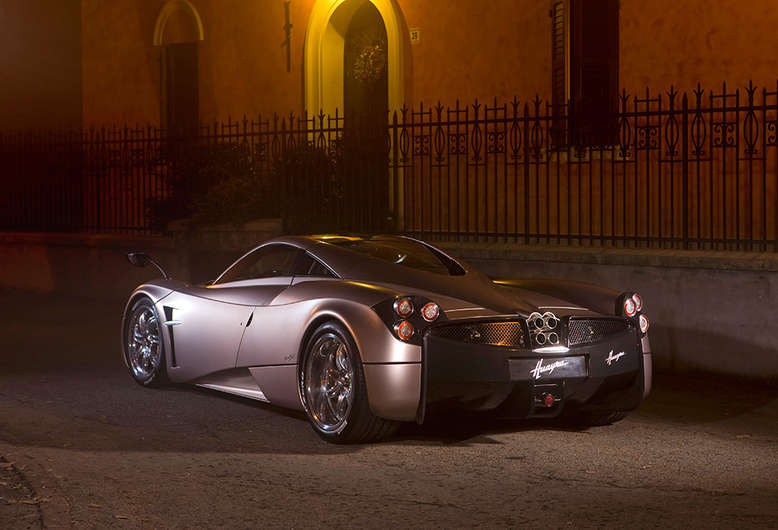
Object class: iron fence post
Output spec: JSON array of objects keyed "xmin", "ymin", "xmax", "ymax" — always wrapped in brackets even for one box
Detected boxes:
[
  {"xmin": 523, "ymin": 103, "xmax": 530, "ymax": 244},
  {"xmin": 391, "ymin": 110, "xmax": 399, "ymax": 232},
  {"xmin": 682, "ymin": 93, "xmax": 689, "ymax": 249}
]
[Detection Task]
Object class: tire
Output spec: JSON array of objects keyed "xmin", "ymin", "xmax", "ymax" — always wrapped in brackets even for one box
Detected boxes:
[
  {"xmin": 299, "ymin": 321, "xmax": 397, "ymax": 444},
  {"xmin": 123, "ymin": 297, "xmax": 169, "ymax": 387},
  {"xmin": 568, "ymin": 410, "xmax": 627, "ymax": 427}
]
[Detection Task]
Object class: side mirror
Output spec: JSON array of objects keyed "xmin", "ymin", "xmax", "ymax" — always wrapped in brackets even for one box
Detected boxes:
[
  {"xmin": 127, "ymin": 252, "xmax": 150, "ymax": 267},
  {"xmin": 126, "ymin": 252, "xmax": 170, "ymax": 280}
]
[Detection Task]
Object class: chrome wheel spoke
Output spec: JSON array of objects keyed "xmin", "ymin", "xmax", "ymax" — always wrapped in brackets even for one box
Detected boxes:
[
  {"xmin": 126, "ymin": 306, "xmax": 161, "ymax": 381},
  {"xmin": 303, "ymin": 331, "xmax": 355, "ymax": 433}
]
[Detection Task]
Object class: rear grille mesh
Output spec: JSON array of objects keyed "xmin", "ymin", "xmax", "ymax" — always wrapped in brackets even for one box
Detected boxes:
[
  {"xmin": 568, "ymin": 318, "xmax": 629, "ymax": 347},
  {"xmin": 430, "ymin": 321, "xmax": 527, "ymax": 348}
]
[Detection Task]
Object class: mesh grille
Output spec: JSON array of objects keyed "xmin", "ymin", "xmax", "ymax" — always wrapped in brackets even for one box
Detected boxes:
[
  {"xmin": 568, "ymin": 318, "xmax": 629, "ymax": 347},
  {"xmin": 431, "ymin": 321, "xmax": 526, "ymax": 348}
]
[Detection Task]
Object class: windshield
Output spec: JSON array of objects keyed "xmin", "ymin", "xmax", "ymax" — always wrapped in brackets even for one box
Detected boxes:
[{"xmin": 327, "ymin": 237, "xmax": 465, "ymax": 276}]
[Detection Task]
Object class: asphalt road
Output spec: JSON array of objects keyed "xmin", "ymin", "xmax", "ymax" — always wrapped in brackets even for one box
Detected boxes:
[{"xmin": 0, "ymin": 291, "xmax": 776, "ymax": 529}]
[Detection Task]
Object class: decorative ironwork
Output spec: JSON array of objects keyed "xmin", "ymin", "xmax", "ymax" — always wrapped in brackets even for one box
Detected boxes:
[{"xmin": 1, "ymin": 81, "xmax": 778, "ymax": 252}]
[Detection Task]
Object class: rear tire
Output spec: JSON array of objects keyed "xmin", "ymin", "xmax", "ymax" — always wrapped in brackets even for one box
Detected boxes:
[
  {"xmin": 123, "ymin": 297, "xmax": 169, "ymax": 387},
  {"xmin": 299, "ymin": 321, "xmax": 397, "ymax": 444}
]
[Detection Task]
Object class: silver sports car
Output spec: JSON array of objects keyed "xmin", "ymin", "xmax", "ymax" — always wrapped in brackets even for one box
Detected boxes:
[{"xmin": 123, "ymin": 235, "xmax": 652, "ymax": 443}]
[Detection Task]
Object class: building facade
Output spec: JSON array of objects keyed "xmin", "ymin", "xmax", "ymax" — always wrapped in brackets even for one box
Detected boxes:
[{"xmin": 74, "ymin": 0, "xmax": 778, "ymax": 127}]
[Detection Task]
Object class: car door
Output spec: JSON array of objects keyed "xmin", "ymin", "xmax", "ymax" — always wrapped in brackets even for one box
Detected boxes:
[
  {"xmin": 236, "ymin": 251, "xmax": 336, "ymax": 368},
  {"xmin": 162, "ymin": 243, "xmax": 302, "ymax": 382}
]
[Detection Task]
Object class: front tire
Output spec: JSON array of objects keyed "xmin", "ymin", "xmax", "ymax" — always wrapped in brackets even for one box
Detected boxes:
[
  {"xmin": 299, "ymin": 321, "xmax": 397, "ymax": 444},
  {"xmin": 123, "ymin": 297, "xmax": 168, "ymax": 387}
]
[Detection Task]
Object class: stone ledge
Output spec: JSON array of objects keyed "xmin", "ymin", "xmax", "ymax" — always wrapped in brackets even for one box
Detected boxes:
[
  {"xmin": 437, "ymin": 241, "xmax": 778, "ymax": 272},
  {"xmin": 0, "ymin": 231, "xmax": 174, "ymax": 250}
]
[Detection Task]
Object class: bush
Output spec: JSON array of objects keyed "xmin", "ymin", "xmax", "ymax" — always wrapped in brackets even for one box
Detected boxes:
[{"xmin": 148, "ymin": 140, "xmax": 341, "ymax": 233}]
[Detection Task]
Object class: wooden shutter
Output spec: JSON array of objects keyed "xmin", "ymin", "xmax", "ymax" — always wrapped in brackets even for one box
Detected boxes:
[
  {"xmin": 550, "ymin": 0, "xmax": 567, "ymax": 147},
  {"xmin": 570, "ymin": 0, "xmax": 619, "ymax": 146}
]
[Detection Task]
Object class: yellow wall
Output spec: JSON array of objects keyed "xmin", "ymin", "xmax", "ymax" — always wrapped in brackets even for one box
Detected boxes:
[
  {"xmin": 621, "ymin": 0, "xmax": 778, "ymax": 95},
  {"xmin": 401, "ymin": 0, "xmax": 550, "ymax": 106},
  {"xmin": 0, "ymin": 0, "xmax": 82, "ymax": 130},
  {"xmin": 79, "ymin": 0, "xmax": 778, "ymax": 128}
]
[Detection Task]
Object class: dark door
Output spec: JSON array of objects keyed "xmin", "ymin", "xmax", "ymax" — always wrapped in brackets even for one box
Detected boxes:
[
  {"xmin": 164, "ymin": 42, "xmax": 199, "ymax": 137},
  {"xmin": 343, "ymin": 2, "xmax": 390, "ymax": 231}
]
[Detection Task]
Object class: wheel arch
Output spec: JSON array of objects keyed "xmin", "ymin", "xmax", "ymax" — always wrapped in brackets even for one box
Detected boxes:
[{"xmin": 121, "ymin": 285, "xmax": 175, "ymax": 368}]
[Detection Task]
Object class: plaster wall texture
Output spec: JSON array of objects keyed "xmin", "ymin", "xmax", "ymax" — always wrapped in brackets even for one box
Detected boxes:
[
  {"xmin": 0, "ymin": 0, "xmax": 82, "ymax": 130},
  {"xmin": 78, "ymin": 0, "xmax": 778, "ymax": 128}
]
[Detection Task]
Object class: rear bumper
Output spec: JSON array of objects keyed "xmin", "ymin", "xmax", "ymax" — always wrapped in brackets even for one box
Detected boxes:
[
  {"xmin": 363, "ymin": 329, "xmax": 651, "ymax": 423},
  {"xmin": 419, "ymin": 328, "xmax": 648, "ymax": 422}
]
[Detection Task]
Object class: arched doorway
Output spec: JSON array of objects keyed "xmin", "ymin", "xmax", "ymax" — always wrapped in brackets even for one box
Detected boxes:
[
  {"xmin": 343, "ymin": 2, "xmax": 387, "ymax": 134},
  {"xmin": 153, "ymin": 0, "xmax": 204, "ymax": 136},
  {"xmin": 305, "ymin": 0, "xmax": 409, "ymax": 230},
  {"xmin": 304, "ymin": 0, "xmax": 408, "ymax": 116},
  {"xmin": 342, "ymin": 2, "xmax": 388, "ymax": 230}
]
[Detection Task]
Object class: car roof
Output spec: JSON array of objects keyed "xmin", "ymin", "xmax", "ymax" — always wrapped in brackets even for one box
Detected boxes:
[{"xmin": 255, "ymin": 234, "xmax": 468, "ymax": 279}]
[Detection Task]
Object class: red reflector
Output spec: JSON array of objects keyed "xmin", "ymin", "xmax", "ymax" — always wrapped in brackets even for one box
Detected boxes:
[
  {"xmin": 421, "ymin": 302, "xmax": 439, "ymax": 322},
  {"xmin": 395, "ymin": 320, "xmax": 414, "ymax": 341},
  {"xmin": 394, "ymin": 297, "xmax": 414, "ymax": 318},
  {"xmin": 623, "ymin": 297, "xmax": 637, "ymax": 317},
  {"xmin": 543, "ymin": 394, "xmax": 555, "ymax": 407}
]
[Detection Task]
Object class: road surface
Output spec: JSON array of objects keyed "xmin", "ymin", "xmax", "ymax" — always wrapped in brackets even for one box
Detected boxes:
[{"xmin": 0, "ymin": 291, "xmax": 776, "ymax": 528}]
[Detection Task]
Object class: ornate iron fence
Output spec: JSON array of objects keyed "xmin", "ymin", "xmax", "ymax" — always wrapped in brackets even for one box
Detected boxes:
[
  {"xmin": 391, "ymin": 82, "xmax": 778, "ymax": 252},
  {"xmin": 1, "ymin": 81, "xmax": 776, "ymax": 251}
]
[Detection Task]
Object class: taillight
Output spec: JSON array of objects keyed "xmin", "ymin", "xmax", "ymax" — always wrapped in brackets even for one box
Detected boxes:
[
  {"xmin": 632, "ymin": 293, "xmax": 643, "ymax": 312},
  {"xmin": 639, "ymin": 314, "xmax": 649, "ymax": 334},
  {"xmin": 393, "ymin": 297, "xmax": 414, "ymax": 318},
  {"xmin": 623, "ymin": 297, "xmax": 637, "ymax": 317},
  {"xmin": 394, "ymin": 320, "xmax": 414, "ymax": 341},
  {"xmin": 421, "ymin": 302, "xmax": 440, "ymax": 322}
]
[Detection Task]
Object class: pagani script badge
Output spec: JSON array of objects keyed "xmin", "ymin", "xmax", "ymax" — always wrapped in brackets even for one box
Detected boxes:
[
  {"xmin": 605, "ymin": 350, "xmax": 625, "ymax": 366},
  {"xmin": 530, "ymin": 358, "xmax": 568, "ymax": 380}
]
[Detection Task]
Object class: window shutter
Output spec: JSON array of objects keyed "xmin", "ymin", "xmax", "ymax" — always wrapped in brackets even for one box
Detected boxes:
[
  {"xmin": 550, "ymin": 1, "xmax": 566, "ymax": 109},
  {"xmin": 550, "ymin": 0, "xmax": 567, "ymax": 147},
  {"xmin": 570, "ymin": 0, "xmax": 619, "ymax": 146}
]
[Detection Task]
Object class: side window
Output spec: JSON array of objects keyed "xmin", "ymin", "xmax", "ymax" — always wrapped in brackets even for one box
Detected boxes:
[
  {"xmin": 293, "ymin": 252, "xmax": 336, "ymax": 278},
  {"xmin": 217, "ymin": 244, "xmax": 302, "ymax": 284}
]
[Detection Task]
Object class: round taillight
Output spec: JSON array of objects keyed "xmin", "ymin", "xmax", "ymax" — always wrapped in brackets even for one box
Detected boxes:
[
  {"xmin": 632, "ymin": 293, "xmax": 643, "ymax": 312},
  {"xmin": 639, "ymin": 314, "xmax": 649, "ymax": 334},
  {"xmin": 394, "ymin": 320, "xmax": 414, "ymax": 341},
  {"xmin": 623, "ymin": 297, "xmax": 637, "ymax": 317},
  {"xmin": 393, "ymin": 297, "xmax": 414, "ymax": 318},
  {"xmin": 421, "ymin": 302, "xmax": 440, "ymax": 322}
]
